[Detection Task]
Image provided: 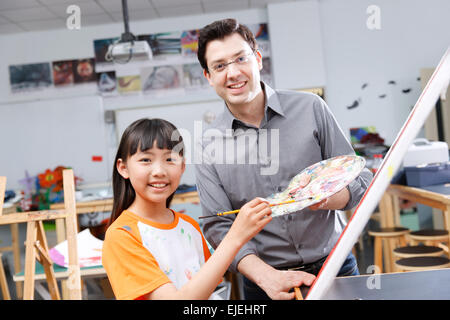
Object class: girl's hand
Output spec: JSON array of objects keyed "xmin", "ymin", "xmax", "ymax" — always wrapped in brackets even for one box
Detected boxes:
[{"xmin": 228, "ymin": 197, "xmax": 272, "ymax": 246}]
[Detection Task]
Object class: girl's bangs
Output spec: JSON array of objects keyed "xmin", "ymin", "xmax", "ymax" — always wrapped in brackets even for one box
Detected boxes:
[{"xmin": 126, "ymin": 119, "xmax": 184, "ymax": 156}]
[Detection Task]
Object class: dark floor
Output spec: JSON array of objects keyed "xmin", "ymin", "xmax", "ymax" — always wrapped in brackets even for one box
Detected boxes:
[{"xmin": 0, "ymin": 219, "xmax": 378, "ymax": 300}]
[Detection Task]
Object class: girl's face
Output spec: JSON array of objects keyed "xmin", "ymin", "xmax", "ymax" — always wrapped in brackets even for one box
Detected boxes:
[{"xmin": 117, "ymin": 141, "xmax": 185, "ymax": 206}]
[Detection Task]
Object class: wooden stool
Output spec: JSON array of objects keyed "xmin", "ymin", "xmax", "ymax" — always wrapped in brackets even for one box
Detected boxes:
[
  {"xmin": 409, "ymin": 229, "xmax": 450, "ymax": 257},
  {"xmin": 395, "ymin": 256, "xmax": 450, "ymax": 272},
  {"xmin": 393, "ymin": 245, "xmax": 444, "ymax": 259},
  {"xmin": 368, "ymin": 227, "xmax": 409, "ymax": 273}
]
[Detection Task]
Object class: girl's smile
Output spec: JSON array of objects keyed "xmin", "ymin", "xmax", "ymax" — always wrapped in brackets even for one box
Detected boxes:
[{"xmin": 147, "ymin": 181, "xmax": 170, "ymax": 192}]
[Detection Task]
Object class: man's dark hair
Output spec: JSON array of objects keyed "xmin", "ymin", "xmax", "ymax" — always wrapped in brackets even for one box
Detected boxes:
[{"xmin": 197, "ymin": 18, "xmax": 257, "ymax": 73}]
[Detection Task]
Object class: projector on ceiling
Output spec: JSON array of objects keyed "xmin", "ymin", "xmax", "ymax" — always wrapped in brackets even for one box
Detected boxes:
[{"xmin": 110, "ymin": 40, "xmax": 152, "ymax": 61}]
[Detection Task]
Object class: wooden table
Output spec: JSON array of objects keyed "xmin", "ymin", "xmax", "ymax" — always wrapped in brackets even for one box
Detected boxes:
[{"xmin": 380, "ymin": 184, "xmax": 450, "ymax": 230}]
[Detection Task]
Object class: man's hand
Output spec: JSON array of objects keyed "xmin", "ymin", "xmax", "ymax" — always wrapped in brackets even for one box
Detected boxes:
[
  {"xmin": 258, "ymin": 269, "xmax": 316, "ymax": 300},
  {"xmin": 291, "ymin": 173, "xmax": 350, "ymax": 211},
  {"xmin": 309, "ymin": 187, "xmax": 350, "ymax": 211},
  {"xmin": 237, "ymin": 254, "xmax": 316, "ymax": 300}
]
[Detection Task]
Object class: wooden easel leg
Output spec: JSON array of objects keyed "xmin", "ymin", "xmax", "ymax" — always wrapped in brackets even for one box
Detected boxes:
[
  {"xmin": 0, "ymin": 253, "xmax": 11, "ymax": 300},
  {"xmin": 23, "ymin": 221, "xmax": 37, "ymax": 300},
  {"xmin": 55, "ymin": 218, "xmax": 69, "ymax": 299},
  {"xmin": 63, "ymin": 170, "xmax": 82, "ymax": 300},
  {"xmin": 36, "ymin": 221, "xmax": 60, "ymax": 300},
  {"xmin": 10, "ymin": 223, "xmax": 23, "ymax": 299}
]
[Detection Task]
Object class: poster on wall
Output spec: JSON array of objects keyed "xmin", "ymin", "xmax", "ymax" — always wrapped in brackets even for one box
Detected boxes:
[
  {"xmin": 183, "ymin": 63, "xmax": 209, "ymax": 90},
  {"xmin": 261, "ymin": 57, "xmax": 273, "ymax": 86},
  {"xmin": 117, "ymin": 74, "xmax": 141, "ymax": 94},
  {"xmin": 138, "ymin": 31, "xmax": 182, "ymax": 60},
  {"xmin": 9, "ymin": 62, "xmax": 53, "ymax": 93},
  {"xmin": 97, "ymin": 71, "xmax": 117, "ymax": 95},
  {"xmin": 73, "ymin": 58, "xmax": 98, "ymax": 84},
  {"xmin": 247, "ymin": 23, "xmax": 270, "ymax": 57},
  {"xmin": 52, "ymin": 60, "xmax": 74, "ymax": 86},
  {"xmin": 141, "ymin": 64, "xmax": 183, "ymax": 95},
  {"xmin": 181, "ymin": 29, "xmax": 200, "ymax": 57},
  {"xmin": 93, "ymin": 37, "xmax": 120, "ymax": 73}
]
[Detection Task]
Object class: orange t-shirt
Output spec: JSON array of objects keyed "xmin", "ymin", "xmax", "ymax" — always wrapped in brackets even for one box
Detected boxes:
[{"xmin": 102, "ymin": 209, "xmax": 211, "ymax": 300}]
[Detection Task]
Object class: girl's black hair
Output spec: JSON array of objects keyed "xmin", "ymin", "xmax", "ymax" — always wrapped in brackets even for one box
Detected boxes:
[{"xmin": 108, "ymin": 118, "xmax": 184, "ymax": 227}]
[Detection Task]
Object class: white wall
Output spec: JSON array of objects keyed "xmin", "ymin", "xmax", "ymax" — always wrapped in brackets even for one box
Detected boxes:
[
  {"xmin": 268, "ymin": 0, "xmax": 326, "ymax": 89},
  {"xmin": 318, "ymin": 0, "xmax": 450, "ymax": 145}
]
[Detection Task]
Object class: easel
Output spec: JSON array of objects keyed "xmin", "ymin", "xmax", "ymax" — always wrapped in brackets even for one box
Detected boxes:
[
  {"xmin": 0, "ymin": 176, "xmax": 11, "ymax": 299},
  {"xmin": 0, "ymin": 169, "xmax": 81, "ymax": 300},
  {"xmin": 306, "ymin": 48, "xmax": 450, "ymax": 299}
]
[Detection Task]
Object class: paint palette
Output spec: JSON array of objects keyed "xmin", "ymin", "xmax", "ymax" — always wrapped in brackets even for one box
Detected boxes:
[{"xmin": 266, "ymin": 155, "xmax": 366, "ymax": 217}]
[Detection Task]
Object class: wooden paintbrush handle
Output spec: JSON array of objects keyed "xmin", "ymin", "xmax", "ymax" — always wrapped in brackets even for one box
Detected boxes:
[{"xmin": 294, "ymin": 287, "xmax": 303, "ymax": 300}]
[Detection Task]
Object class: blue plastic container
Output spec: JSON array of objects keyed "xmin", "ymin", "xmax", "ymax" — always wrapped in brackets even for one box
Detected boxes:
[{"xmin": 405, "ymin": 162, "xmax": 450, "ymax": 187}]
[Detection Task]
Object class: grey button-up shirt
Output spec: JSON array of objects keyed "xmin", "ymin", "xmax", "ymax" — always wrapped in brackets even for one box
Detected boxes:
[{"xmin": 195, "ymin": 82, "xmax": 373, "ymax": 272}]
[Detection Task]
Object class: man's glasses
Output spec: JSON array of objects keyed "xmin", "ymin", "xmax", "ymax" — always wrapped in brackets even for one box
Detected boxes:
[{"xmin": 209, "ymin": 51, "xmax": 255, "ymax": 74}]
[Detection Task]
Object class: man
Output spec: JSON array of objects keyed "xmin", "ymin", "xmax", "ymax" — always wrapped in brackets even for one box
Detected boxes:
[{"xmin": 194, "ymin": 18, "xmax": 372, "ymax": 300}]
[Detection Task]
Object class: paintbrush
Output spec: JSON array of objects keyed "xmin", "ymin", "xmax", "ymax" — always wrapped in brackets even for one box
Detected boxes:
[
  {"xmin": 198, "ymin": 196, "xmax": 314, "ymax": 220},
  {"xmin": 294, "ymin": 287, "xmax": 304, "ymax": 300}
]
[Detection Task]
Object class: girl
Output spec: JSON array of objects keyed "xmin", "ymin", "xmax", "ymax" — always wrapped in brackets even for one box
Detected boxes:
[{"xmin": 102, "ymin": 118, "xmax": 272, "ymax": 300}]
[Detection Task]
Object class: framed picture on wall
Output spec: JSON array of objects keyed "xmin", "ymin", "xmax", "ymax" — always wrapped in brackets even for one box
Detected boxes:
[
  {"xmin": 52, "ymin": 60, "xmax": 74, "ymax": 86},
  {"xmin": 181, "ymin": 29, "xmax": 200, "ymax": 57},
  {"xmin": 138, "ymin": 31, "xmax": 182, "ymax": 58},
  {"xmin": 93, "ymin": 37, "xmax": 120, "ymax": 72},
  {"xmin": 73, "ymin": 58, "xmax": 98, "ymax": 84},
  {"xmin": 9, "ymin": 62, "xmax": 53, "ymax": 93},
  {"xmin": 117, "ymin": 74, "xmax": 141, "ymax": 94},
  {"xmin": 141, "ymin": 65, "xmax": 183, "ymax": 94}
]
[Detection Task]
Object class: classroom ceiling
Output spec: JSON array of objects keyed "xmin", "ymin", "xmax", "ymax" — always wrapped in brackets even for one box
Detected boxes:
[{"xmin": 0, "ymin": 0, "xmax": 296, "ymax": 35}]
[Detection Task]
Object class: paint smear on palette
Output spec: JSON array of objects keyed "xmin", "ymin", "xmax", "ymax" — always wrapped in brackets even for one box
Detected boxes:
[{"xmin": 266, "ymin": 155, "xmax": 366, "ymax": 217}]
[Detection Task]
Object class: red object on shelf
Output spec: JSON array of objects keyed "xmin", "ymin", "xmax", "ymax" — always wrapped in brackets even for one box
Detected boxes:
[{"xmin": 371, "ymin": 154, "xmax": 383, "ymax": 174}]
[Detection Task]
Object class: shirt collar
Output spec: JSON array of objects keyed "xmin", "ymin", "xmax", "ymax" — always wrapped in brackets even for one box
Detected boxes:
[
  {"xmin": 219, "ymin": 81, "xmax": 286, "ymax": 132},
  {"xmin": 263, "ymin": 81, "xmax": 285, "ymax": 118}
]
